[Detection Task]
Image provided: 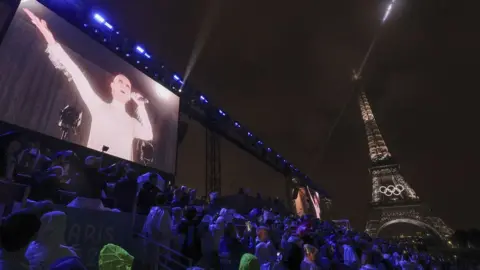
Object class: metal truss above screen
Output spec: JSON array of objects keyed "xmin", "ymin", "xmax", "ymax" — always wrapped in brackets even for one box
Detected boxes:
[{"xmin": 31, "ymin": 0, "xmax": 329, "ymax": 198}]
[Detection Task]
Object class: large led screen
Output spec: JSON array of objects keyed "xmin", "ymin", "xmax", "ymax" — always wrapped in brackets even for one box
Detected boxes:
[{"xmin": 0, "ymin": 1, "xmax": 179, "ymax": 173}]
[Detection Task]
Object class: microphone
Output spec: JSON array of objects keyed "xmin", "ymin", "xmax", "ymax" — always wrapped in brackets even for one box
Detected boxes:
[{"xmin": 133, "ymin": 93, "xmax": 149, "ymax": 104}]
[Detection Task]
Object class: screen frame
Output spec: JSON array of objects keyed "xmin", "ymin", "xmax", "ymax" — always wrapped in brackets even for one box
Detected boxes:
[
  {"xmin": 0, "ymin": 0, "xmax": 20, "ymax": 46},
  {"xmin": 0, "ymin": 0, "xmax": 180, "ymax": 181}
]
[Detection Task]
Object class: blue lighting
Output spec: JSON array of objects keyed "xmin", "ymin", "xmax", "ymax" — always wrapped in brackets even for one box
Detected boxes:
[
  {"xmin": 257, "ymin": 141, "xmax": 263, "ymax": 145},
  {"xmin": 93, "ymin": 14, "xmax": 105, "ymax": 23},
  {"xmin": 200, "ymin": 95, "xmax": 208, "ymax": 103},
  {"xmin": 104, "ymin": 22, "xmax": 113, "ymax": 30},
  {"xmin": 144, "ymin": 53, "xmax": 151, "ymax": 59},
  {"xmin": 234, "ymin": 122, "xmax": 240, "ymax": 128},
  {"xmin": 247, "ymin": 132, "xmax": 253, "ymax": 137},
  {"xmin": 267, "ymin": 148, "xmax": 271, "ymax": 152},
  {"xmin": 218, "ymin": 109, "xmax": 226, "ymax": 116},
  {"xmin": 276, "ymin": 154, "xmax": 281, "ymax": 158},
  {"xmin": 83, "ymin": 23, "xmax": 88, "ymax": 27},
  {"xmin": 136, "ymin": 46, "xmax": 145, "ymax": 53},
  {"xmin": 126, "ymin": 53, "xmax": 130, "ymax": 57},
  {"xmin": 289, "ymin": 164, "xmax": 294, "ymax": 168},
  {"xmin": 173, "ymin": 74, "xmax": 184, "ymax": 84}
]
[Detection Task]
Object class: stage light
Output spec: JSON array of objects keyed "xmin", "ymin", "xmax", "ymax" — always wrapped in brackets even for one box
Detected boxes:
[
  {"xmin": 93, "ymin": 14, "xmax": 105, "ymax": 24},
  {"xmin": 234, "ymin": 122, "xmax": 240, "ymax": 128},
  {"xmin": 83, "ymin": 24, "xmax": 88, "ymax": 27},
  {"xmin": 102, "ymin": 38, "xmax": 106, "ymax": 42},
  {"xmin": 173, "ymin": 74, "xmax": 184, "ymax": 84},
  {"xmin": 178, "ymin": 89, "xmax": 182, "ymax": 93},
  {"xmin": 104, "ymin": 22, "xmax": 113, "ymax": 30},
  {"xmin": 247, "ymin": 132, "xmax": 253, "ymax": 137},
  {"xmin": 136, "ymin": 46, "xmax": 145, "ymax": 53},
  {"xmin": 257, "ymin": 141, "xmax": 263, "ymax": 145},
  {"xmin": 267, "ymin": 148, "xmax": 271, "ymax": 152},
  {"xmin": 276, "ymin": 154, "xmax": 281, "ymax": 158},
  {"xmin": 94, "ymin": 29, "xmax": 98, "ymax": 33},
  {"xmin": 116, "ymin": 31, "xmax": 120, "ymax": 34},
  {"xmin": 144, "ymin": 53, "xmax": 151, "ymax": 59},
  {"xmin": 126, "ymin": 53, "xmax": 130, "ymax": 57},
  {"xmin": 200, "ymin": 95, "xmax": 208, "ymax": 103},
  {"xmin": 115, "ymin": 47, "xmax": 119, "ymax": 50},
  {"xmin": 218, "ymin": 109, "xmax": 226, "ymax": 116},
  {"xmin": 136, "ymin": 60, "xmax": 140, "ymax": 64}
]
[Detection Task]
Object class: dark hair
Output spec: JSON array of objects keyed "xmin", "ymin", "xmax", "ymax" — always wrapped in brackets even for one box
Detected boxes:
[{"xmin": 0, "ymin": 211, "xmax": 41, "ymax": 252}]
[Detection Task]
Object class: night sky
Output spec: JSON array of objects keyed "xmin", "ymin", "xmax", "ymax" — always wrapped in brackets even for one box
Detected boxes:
[{"xmin": 75, "ymin": 0, "xmax": 478, "ymax": 230}]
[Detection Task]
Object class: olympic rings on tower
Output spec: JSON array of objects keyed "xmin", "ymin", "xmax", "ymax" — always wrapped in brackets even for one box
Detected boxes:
[{"xmin": 378, "ymin": 185, "xmax": 404, "ymax": 196}]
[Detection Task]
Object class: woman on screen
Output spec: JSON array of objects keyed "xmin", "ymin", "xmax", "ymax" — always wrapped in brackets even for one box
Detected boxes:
[{"xmin": 23, "ymin": 8, "xmax": 153, "ymax": 161}]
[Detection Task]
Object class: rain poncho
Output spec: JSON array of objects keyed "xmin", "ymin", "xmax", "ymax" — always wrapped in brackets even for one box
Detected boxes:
[
  {"xmin": 210, "ymin": 216, "xmax": 225, "ymax": 252},
  {"xmin": 136, "ymin": 172, "xmax": 165, "ymax": 193},
  {"xmin": 141, "ymin": 206, "xmax": 172, "ymax": 269},
  {"xmin": 239, "ymin": 253, "xmax": 260, "ymax": 270},
  {"xmin": 98, "ymin": 244, "xmax": 134, "ymax": 270},
  {"xmin": 25, "ymin": 211, "xmax": 78, "ymax": 269}
]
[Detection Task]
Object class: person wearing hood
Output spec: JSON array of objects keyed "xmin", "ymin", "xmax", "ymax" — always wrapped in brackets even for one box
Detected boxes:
[
  {"xmin": 0, "ymin": 210, "xmax": 42, "ymax": 270},
  {"xmin": 210, "ymin": 215, "xmax": 225, "ymax": 254},
  {"xmin": 142, "ymin": 206, "xmax": 172, "ymax": 270},
  {"xmin": 300, "ymin": 244, "xmax": 320, "ymax": 270},
  {"xmin": 197, "ymin": 215, "xmax": 215, "ymax": 269},
  {"xmin": 178, "ymin": 206, "xmax": 202, "ymax": 263},
  {"xmin": 340, "ymin": 239, "xmax": 359, "ymax": 268},
  {"xmin": 281, "ymin": 236, "xmax": 303, "ymax": 270},
  {"xmin": 254, "ymin": 226, "xmax": 276, "ymax": 266},
  {"xmin": 239, "ymin": 253, "xmax": 260, "ymax": 270},
  {"xmin": 25, "ymin": 211, "xmax": 84, "ymax": 269},
  {"xmin": 170, "ymin": 207, "xmax": 184, "ymax": 253},
  {"xmin": 219, "ymin": 222, "xmax": 245, "ymax": 268}
]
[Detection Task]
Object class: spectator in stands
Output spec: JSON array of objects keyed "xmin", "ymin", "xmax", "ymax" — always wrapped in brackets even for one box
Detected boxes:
[
  {"xmin": 255, "ymin": 226, "xmax": 276, "ymax": 266},
  {"xmin": 281, "ymin": 236, "xmax": 303, "ymax": 270},
  {"xmin": 68, "ymin": 157, "xmax": 118, "ymax": 212},
  {"xmin": 359, "ymin": 250, "xmax": 378, "ymax": 270},
  {"xmin": 239, "ymin": 253, "xmax": 260, "ymax": 270},
  {"xmin": 300, "ymin": 244, "xmax": 319, "ymax": 270},
  {"xmin": 113, "ymin": 169, "xmax": 138, "ymax": 212},
  {"xmin": 178, "ymin": 206, "xmax": 202, "ymax": 264},
  {"xmin": 197, "ymin": 215, "xmax": 214, "ymax": 268},
  {"xmin": 171, "ymin": 188, "xmax": 184, "ymax": 208},
  {"xmin": 142, "ymin": 206, "xmax": 172, "ymax": 269},
  {"xmin": 219, "ymin": 222, "xmax": 244, "ymax": 268},
  {"xmin": 26, "ymin": 211, "xmax": 84, "ymax": 269},
  {"xmin": 0, "ymin": 208, "xmax": 43, "ymax": 270}
]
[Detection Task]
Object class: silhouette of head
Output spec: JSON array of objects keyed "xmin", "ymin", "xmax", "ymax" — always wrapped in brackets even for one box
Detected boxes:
[{"xmin": 110, "ymin": 74, "xmax": 131, "ymax": 104}]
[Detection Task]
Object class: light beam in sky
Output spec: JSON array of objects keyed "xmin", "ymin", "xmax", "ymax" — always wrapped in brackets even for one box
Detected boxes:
[{"xmin": 382, "ymin": 0, "xmax": 397, "ymax": 24}]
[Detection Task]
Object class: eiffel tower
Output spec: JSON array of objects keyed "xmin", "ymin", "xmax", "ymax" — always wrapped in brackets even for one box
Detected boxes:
[{"xmin": 353, "ymin": 73, "xmax": 453, "ymax": 242}]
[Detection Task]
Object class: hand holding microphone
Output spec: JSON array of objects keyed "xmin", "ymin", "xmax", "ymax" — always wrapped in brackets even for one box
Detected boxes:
[{"xmin": 131, "ymin": 92, "xmax": 149, "ymax": 105}]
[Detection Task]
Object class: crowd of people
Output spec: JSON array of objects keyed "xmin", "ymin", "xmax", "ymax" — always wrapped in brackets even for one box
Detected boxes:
[{"xmin": 0, "ymin": 133, "xmax": 478, "ymax": 269}]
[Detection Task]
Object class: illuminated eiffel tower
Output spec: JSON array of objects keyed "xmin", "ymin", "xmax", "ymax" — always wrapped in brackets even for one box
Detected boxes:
[{"xmin": 353, "ymin": 73, "xmax": 453, "ymax": 241}]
